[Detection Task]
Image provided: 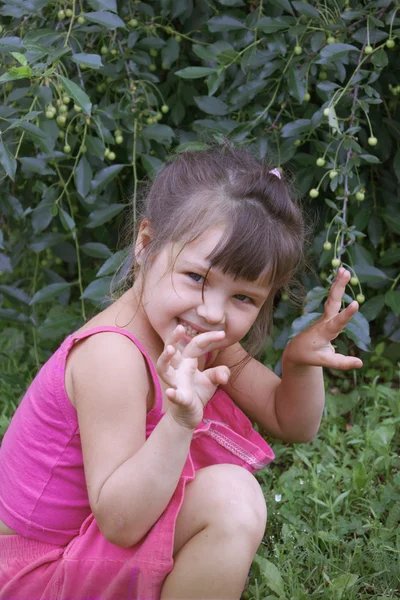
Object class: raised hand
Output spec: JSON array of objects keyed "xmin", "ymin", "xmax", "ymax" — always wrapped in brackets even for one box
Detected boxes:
[
  {"xmin": 284, "ymin": 267, "xmax": 363, "ymax": 370},
  {"xmin": 156, "ymin": 325, "xmax": 231, "ymax": 430}
]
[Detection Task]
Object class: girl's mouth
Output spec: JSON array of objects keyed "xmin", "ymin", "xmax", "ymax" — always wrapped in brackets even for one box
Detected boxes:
[{"xmin": 178, "ymin": 319, "xmax": 200, "ymax": 338}]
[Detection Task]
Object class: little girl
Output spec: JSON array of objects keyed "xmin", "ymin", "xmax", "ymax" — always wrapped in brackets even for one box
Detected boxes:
[{"xmin": 0, "ymin": 146, "xmax": 362, "ymax": 600}]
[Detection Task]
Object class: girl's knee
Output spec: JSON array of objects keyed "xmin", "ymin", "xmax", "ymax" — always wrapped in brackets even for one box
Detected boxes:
[{"xmin": 188, "ymin": 464, "xmax": 266, "ymax": 537}]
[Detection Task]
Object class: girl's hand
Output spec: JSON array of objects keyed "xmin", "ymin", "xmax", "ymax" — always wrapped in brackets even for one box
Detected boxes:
[
  {"xmin": 283, "ymin": 268, "xmax": 363, "ymax": 370},
  {"xmin": 156, "ymin": 325, "xmax": 231, "ymax": 430}
]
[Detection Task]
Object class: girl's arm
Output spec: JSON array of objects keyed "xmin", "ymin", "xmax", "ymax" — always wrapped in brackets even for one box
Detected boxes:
[
  {"xmin": 73, "ymin": 333, "xmax": 194, "ymax": 548},
  {"xmin": 214, "ymin": 268, "xmax": 363, "ymax": 443},
  {"xmin": 73, "ymin": 328, "xmax": 228, "ymax": 549}
]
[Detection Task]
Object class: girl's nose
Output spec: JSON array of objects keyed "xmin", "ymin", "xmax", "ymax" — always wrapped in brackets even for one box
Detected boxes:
[{"xmin": 196, "ymin": 293, "xmax": 226, "ymax": 326}]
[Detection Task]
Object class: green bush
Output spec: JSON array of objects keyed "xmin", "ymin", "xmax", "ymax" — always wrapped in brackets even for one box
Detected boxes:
[{"xmin": 0, "ymin": 0, "xmax": 399, "ymax": 375}]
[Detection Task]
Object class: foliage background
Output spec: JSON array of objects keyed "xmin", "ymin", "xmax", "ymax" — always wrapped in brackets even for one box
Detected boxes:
[{"xmin": 0, "ymin": 0, "xmax": 399, "ymax": 597}]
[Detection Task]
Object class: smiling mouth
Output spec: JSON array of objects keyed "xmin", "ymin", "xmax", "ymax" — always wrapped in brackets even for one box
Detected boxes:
[{"xmin": 178, "ymin": 319, "xmax": 202, "ymax": 337}]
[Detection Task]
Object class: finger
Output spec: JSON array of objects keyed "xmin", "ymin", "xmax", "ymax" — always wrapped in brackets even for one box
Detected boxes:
[
  {"xmin": 204, "ymin": 365, "xmax": 231, "ymax": 388},
  {"xmin": 165, "ymin": 387, "xmax": 190, "ymax": 408},
  {"xmin": 324, "ymin": 267, "xmax": 351, "ymax": 319},
  {"xmin": 321, "ymin": 353, "xmax": 363, "ymax": 370},
  {"xmin": 156, "ymin": 345, "xmax": 178, "ymax": 384},
  {"xmin": 325, "ymin": 301, "xmax": 359, "ymax": 337},
  {"xmin": 182, "ymin": 330, "xmax": 226, "ymax": 359}
]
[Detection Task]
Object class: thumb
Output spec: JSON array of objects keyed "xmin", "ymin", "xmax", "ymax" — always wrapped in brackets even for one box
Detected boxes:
[{"xmin": 205, "ymin": 366, "xmax": 230, "ymax": 388}]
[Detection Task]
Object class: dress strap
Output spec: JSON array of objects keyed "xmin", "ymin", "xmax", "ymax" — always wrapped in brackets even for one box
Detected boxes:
[{"xmin": 68, "ymin": 326, "xmax": 163, "ymax": 417}]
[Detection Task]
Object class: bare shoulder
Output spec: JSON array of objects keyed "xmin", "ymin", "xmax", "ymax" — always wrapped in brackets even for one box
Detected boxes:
[{"xmin": 67, "ymin": 332, "xmax": 152, "ymax": 410}]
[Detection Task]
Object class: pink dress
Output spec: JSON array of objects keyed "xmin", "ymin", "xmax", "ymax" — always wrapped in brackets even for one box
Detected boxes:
[{"xmin": 0, "ymin": 326, "xmax": 274, "ymax": 600}]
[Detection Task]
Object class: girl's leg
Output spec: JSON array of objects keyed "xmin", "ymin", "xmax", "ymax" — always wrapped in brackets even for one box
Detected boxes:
[{"xmin": 160, "ymin": 464, "xmax": 267, "ymax": 600}]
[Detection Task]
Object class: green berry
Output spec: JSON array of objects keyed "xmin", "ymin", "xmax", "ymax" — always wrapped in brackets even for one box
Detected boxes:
[
  {"xmin": 46, "ymin": 110, "xmax": 55, "ymax": 119},
  {"xmin": 58, "ymin": 131, "xmax": 65, "ymax": 139},
  {"xmin": 161, "ymin": 104, "xmax": 169, "ymax": 114},
  {"xmin": 104, "ymin": 148, "xmax": 110, "ymax": 157},
  {"xmin": 74, "ymin": 104, "xmax": 82, "ymax": 113},
  {"xmin": 294, "ymin": 45, "xmax": 302, "ymax": 55},
  {"xmin": 320, "ymin": 271, "xmax": 327, "ymax": 280},
  {"xmin": 63, "ymin": 144, "xmax": 71, "ymax": 154},
  {"xmin": 319, "ymin": 71, "xmax": 328, "ymax": 80},
  {"xmin": 329, "ymin": 170, "xmax": 338, "ymax": 179},
  {"xmin": 281, "ymin": 292, "xmax": 289, "ymax": 301},
  {"xmin": 316, "ymin": 157, "xmax": 326, "ymax": 167},
  {"xmin": 101, "ymin": 46, "xmax": 108, "ymax": 55},
  {"xmin": 386, "ymin": 38, "xmax": 395, "ymax": 49},
  {"xmin": 62, "ymin": 95, "xmax": 71, "ymax": 104},
  {"xmin": 115, "ymin": 135, "xmax": 123, "ymax": 144},
  {"xmin": 323, "ymin": 107, "xmax": 330, "ymax": 116},
  {"xmin": 146, "ymin": 117, "xmax": 154, "ymax": 125},
  {"xmin": 175, "ymin": 35, "xmax": 182, "ymax": 43},
  {"xmin": 327, "ymin": 36, "xmax": 336, "ymax": 44},
  {"xmin": 364, "ymin": 45, "xmax": 373, "ymax": 54},
  {"xmin": 77, "ymin": 16, "xmax": 85, "ymax": 24},
  {"xmin": 65, "ymin": 8, "xmax": 73, "ymax": 17},
  {"xmin": 149, "ymin": 64, "xmax": 157, "ymax": 72},
  {"xmin": 0, "ymin": 25, "xmax": 3, "ymax": 33},
  {"xmin": 56, "ymin": 115, "xmax": 66, "ymax": 126},
  {"xmin": 350, "ymin": 276, "xmax": 359, "ymax": 286},
  {"xmin": 304, "ymin": 92, "xmax": 311, "ymax": 102},
  {"xmin": 149, "ymin": 49, "xmax": 158, "ymax": 57},
  {"xmin": 309, "ymin": 188, "xmax": 319, "ymax": 198},
  {"xmin": 356, "ymin": 293, "xmax": 365, "ymax": 304},
  {"xmin": 114, "ymin": 129, "xmax": 122, "ymax": 137},
  {"xmin": 108, "ymin": 151, "xmax": 116, "ymax": 161},
  {"xmin": 368, "ymin": 136, "xmax": 378, "ymax": 146},
  {"xmin": 323, "ymin": 241, "xmax": 332, "ymax": 251},
  {"xmin": 355, "ymin": 191, "xmax": 365, "ymax": 201},
  {"xmin": 129, "ymin": 18, "xmax": 138, "ymax": 27},
  {"xmin": 57, "ymin": 10, "xmax": 65, "ymax": 20},
  {"xmin": 59, "ymin": 104, "xmax": 68, "ymax": 114},
  {"xmin": 331, "ymin": 258, "xmax": 341, "ymax": 268},
  {"xmin": 111, "ymin": 49, "xmax": 117, "ymax": 55},
  {"xmin": 81, "ymin": 145, "xmax": 87, "ymax": 153},
  {"xmin": 294, "ymin": 139, "xmax": 302, "ymax": 147}
]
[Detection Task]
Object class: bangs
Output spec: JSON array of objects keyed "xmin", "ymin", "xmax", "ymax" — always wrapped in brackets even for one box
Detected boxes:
[{"xmin": 206, "ymin": 201, "xmax": 287, "ymax": 286}]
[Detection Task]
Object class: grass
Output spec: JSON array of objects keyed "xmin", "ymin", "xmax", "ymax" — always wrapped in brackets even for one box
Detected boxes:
[{"xmin": 0, "ymin": 326, "xmax": 399, "ymax": 599}]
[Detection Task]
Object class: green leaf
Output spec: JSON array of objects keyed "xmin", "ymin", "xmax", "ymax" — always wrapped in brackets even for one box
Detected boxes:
[
  {"xmin": 287, "ymin": 65, "xmax": 307, "ymax": 103},
  {"xmin": 344, "ymin": 311, "xmax": 371, "ymax": 351},
  {"xmin": 141, "ymin": 124, "xmax": 175, "ymax": 144},
  {"xmin": 30, "ymin": 283, "xmax": 72, "ymax": 305},
  {"xmin": 385, "ymin": 290, "xmax": 400, "ymax": 316},
  {"xmin": 352, "ymin": 264, "xmax": 388, "ymax": 283},
  {"xmin": 37, "ymin": 305, "xmax": 80, "ymax": 341},
  {"xmin": 174, "ymin": 142, "xmax": 210, "ymax": 153},
  {"xmin": 257, "ymin": 16, "xmax": 293, "ymax": 33},
  {"xmin": 141, "ymin": 153, "xmax": 164, "ymax": 178},
  {"xmin": 289, "ymin": 313, "xmax": 321, "ymax": 338},
  {"xmin": 292, "ymin": 1, "xmax": 320, "ymax": 18},
  {"xmin": 194, "ymin": 96, "xmax": 228, "ymax": 116},
  {"xmin": 91, "ymin": 164, "xmax": 124, "ymax": 193},
  {"xmin": 359, "ymin": 154, "xmax": 380, "ymax": 164},
  {"xmin": 74, "ymin": 155, "xmax": 92, "ymax": 198},
  {"xmin": 10, "ymin": 51, "xmax": 28, "ymax": 66},
  {"xmin": 85, "ymin": 11, "xmax": 125, "ymax": 29},
  {"xmin": 175, "ymin": 67, "xmax": 216, "ymax": 79},
  {"xmin": 393, "ymin": 147, "xmax": 400, "ymax": 182},
  {"xmin": 0, "ymin": 284, "xmax": 31, "ymax": 305},
  {"xmin": 161, "ymin": 38, "xmax": 180, "ymax": 69},
  {"xmin": 81, "ymin": 277, "xmax": 112, "ymax": 302},
  {"xmin": 86, "ymin": 204, "xmax": 125, "ymax": 228},
  {"xmin": 96, "ymin": 249, "xmax": 129, "ymax": 277},
  {"xmin": 253, "ymin": 556, "xmax": 286, "ymax": 598},
  {"xmin": 207, "ymin": 16, "xmax": 247, "ymax": 32},
  {"xmin": 360, "ymin": 294, "xmax": 385, "ymax": 322},
  {"xmin": 88, "ymin": 0, "xmax": 117, "ymax": 11},
  {"xmin": 0, "ymin": 140, "xmax": 17, "ymax": 181},
  {"xmin": 281, "ymin": 118, "xmax": 312, "ymax": 138},
  {"xmin": 320, "ymin": 43, "xmax": 358, "ymax": 60},
  {"xmin": 207, "ymin": 70, "xmax": 225, "ymax": 96},
  {"xmin": 59, "ymin": 209, "xmax": 75, "ymax": 232},
  {"xmin": 71, "ymin": 53, "xmax": 103, "ymax": 70},
  {"xmin": 331, "ymin": 573, "xmax": 359, "ymax": 599},
  {"xmin": 81, "ymin": 243, "xmax": 112, "ymax": 259},
  {"xmin": 58, "ymin": 75, "xmax": 92, "ymax": 116}
]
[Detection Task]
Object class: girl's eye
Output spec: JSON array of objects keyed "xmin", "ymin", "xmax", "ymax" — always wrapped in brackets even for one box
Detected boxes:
[
  {"xmin": 188, "ymin": 272, "xmax": 204, "ymax": 283},
  {"xmin": 235, "ymin": 294, "xmax": 252, "ymax": 303}
]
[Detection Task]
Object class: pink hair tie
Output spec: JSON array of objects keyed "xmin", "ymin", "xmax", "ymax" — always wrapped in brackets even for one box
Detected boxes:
[{"xmin": 269, "ymin": 168, "xmax": 281, "ymax": 179}]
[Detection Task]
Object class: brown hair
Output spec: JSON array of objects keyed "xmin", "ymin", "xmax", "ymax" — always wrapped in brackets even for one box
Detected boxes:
[{"xmin": 114, "ymin": 144, "xmax": 305, "ymax": 356}]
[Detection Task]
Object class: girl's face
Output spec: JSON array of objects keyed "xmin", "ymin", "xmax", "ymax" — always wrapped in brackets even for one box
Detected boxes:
[{"xmin": 136, "ymin": 227, "xmax": 270, "ymax": 352}]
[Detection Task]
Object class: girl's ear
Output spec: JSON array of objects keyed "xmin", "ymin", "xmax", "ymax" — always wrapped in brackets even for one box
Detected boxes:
[{"xmin": 135, "ymin": 220, "xmax": 152, "ymax": 265}]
